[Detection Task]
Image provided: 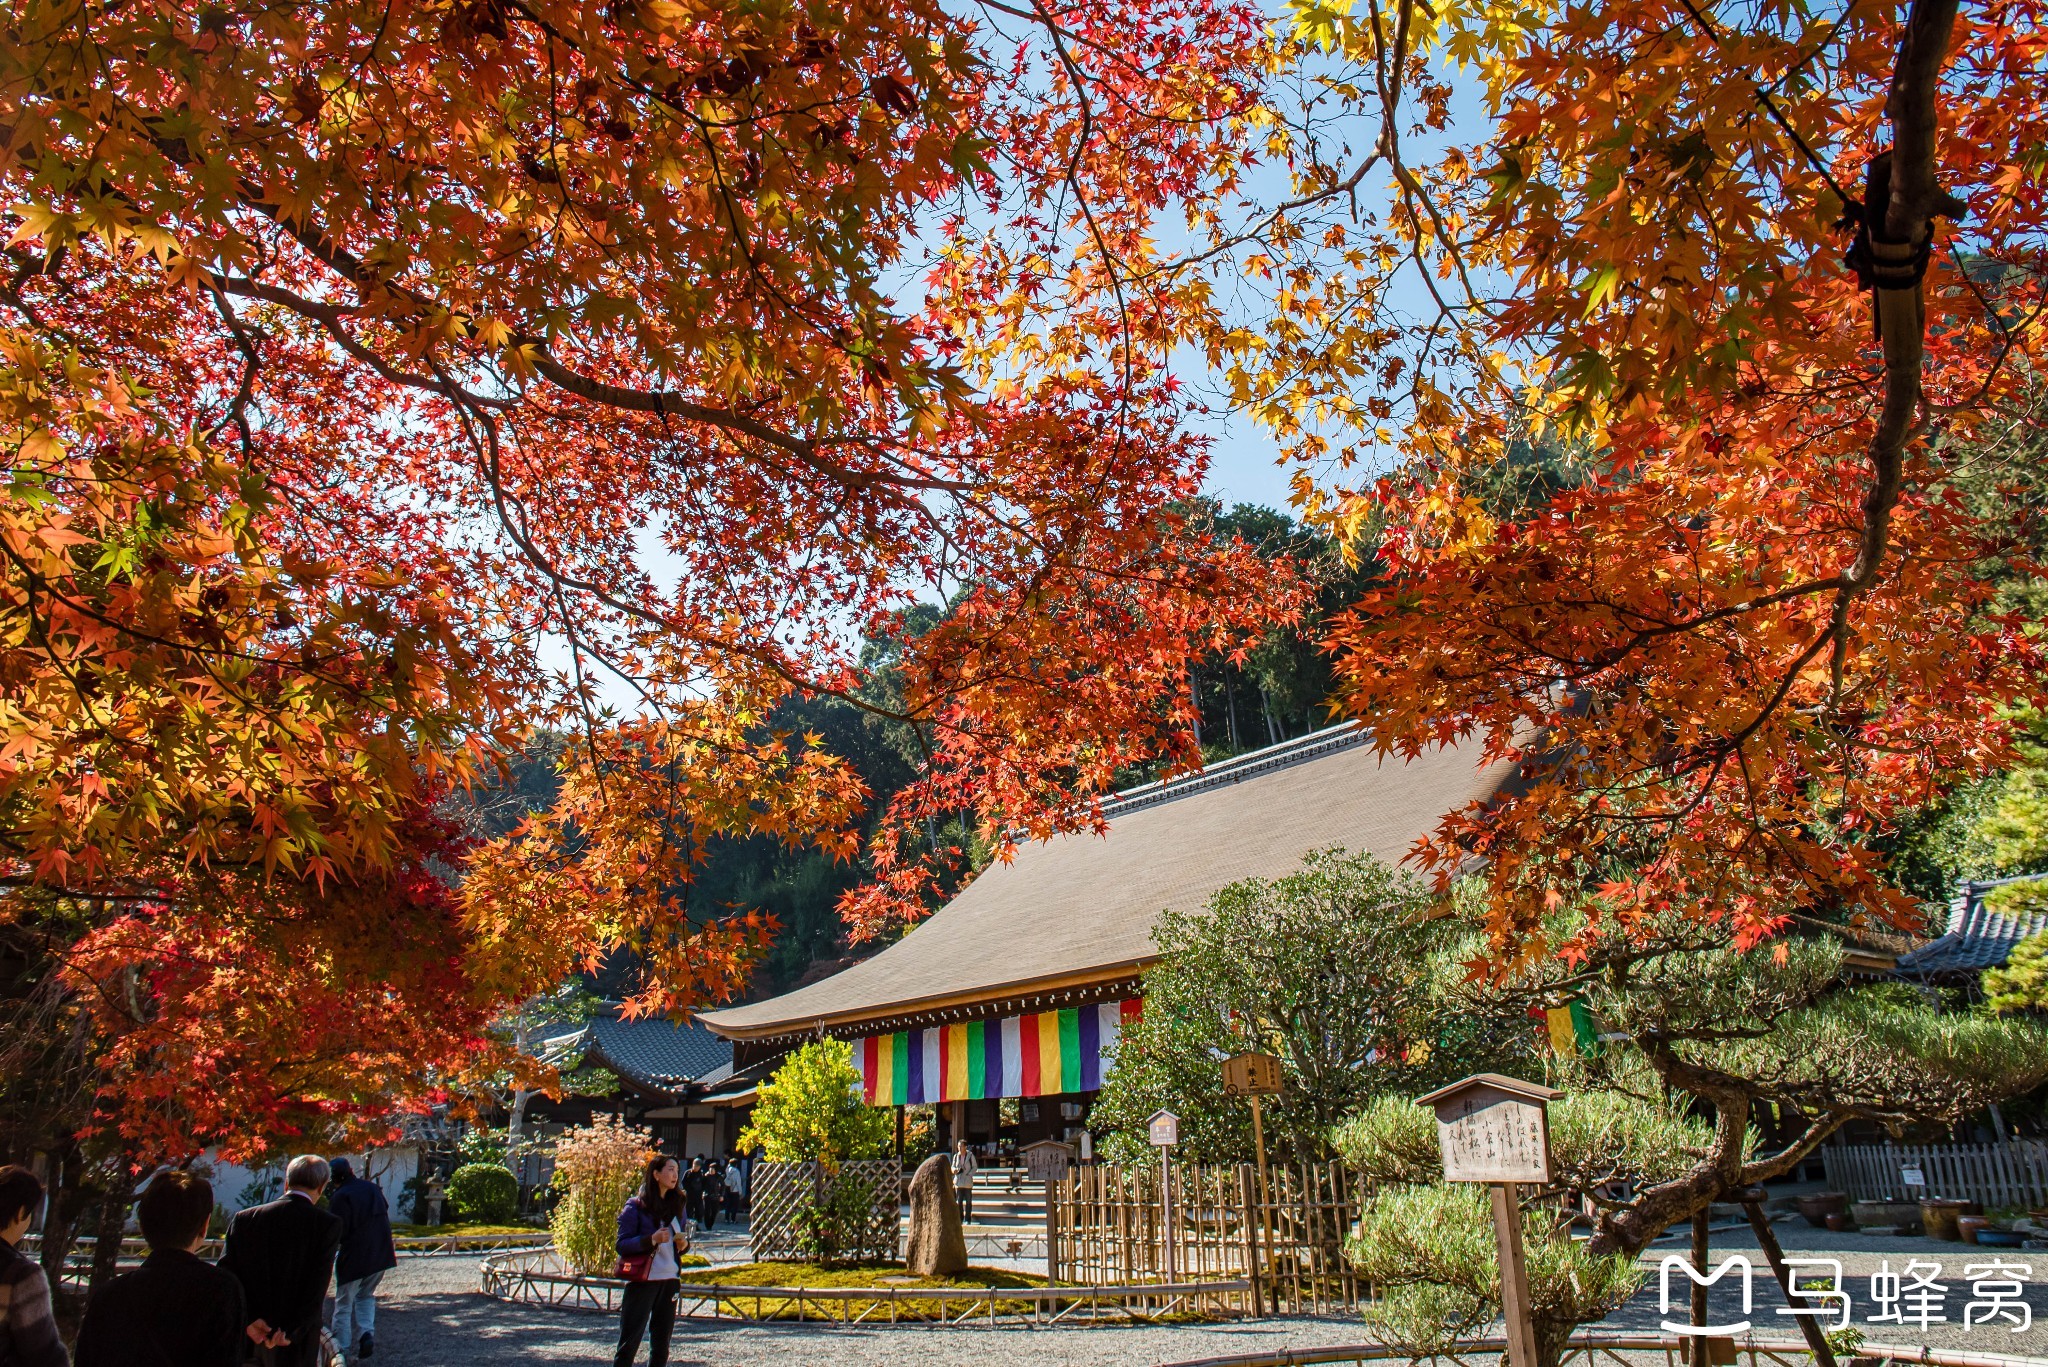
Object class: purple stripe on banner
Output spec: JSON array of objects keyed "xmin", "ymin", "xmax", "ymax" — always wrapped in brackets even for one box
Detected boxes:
[
  {"xmin": 983, "ymin": 1017, "xmax": 1004, "ymax": 1098},
  {"xmin": 907, "ymin": 1029, "xmax": 927, "ymax": 1105},
  {"xmin": 1079, "ymin": 1000, "xmax": 1102, "ymax": 1091}
]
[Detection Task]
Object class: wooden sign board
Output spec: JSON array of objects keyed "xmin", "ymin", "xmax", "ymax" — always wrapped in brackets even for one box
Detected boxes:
[
  {"xmin": 1416, "ymin": 1074, "xmax": 1560, "ymax": 1185},
  {"xmin": 1147, "ymin": 1110, "xmax": 1181, "ymax": 1147},
  {"xmin": 1221, "ymin": 1052, "xmax": 1283, "ymax": 1098}
]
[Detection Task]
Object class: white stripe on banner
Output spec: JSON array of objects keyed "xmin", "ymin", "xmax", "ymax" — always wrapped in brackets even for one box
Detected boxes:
[
  {"xmin": 1097, "ymin": 1001, "xmax": 1123, "ymax": 1065},
  {"xmin": 921, "ymin": 1028, "xmax": 941, "ymax": 1103},
  {"xmin": 1000, "ymin": 1016, "xmax": 1023, "ymax": 1098}
]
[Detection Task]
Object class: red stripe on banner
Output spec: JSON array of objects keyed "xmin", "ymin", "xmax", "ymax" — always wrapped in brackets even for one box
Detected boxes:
[
  {"xmin": 1121, "ymin": 998, "xmax": 1143, "ymax": 1024},
  {"xmin": 862, "ymin": 1035, "xmax": 880, "ymax": 1104},
  {"xmin": 1020, "ymin": 1012, "xmax": 1041, "ymax": 1096}
]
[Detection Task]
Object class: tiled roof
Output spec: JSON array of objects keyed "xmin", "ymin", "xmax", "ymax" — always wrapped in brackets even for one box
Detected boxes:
[
  {"xmin": 581, "ymin": 1010, "xmax": 734, "ymax": 1093},
  {"xmin": 1895, "ymin": 874, "xmax": 2048, "ymax": 977},
  {"xmin": 702, "ymin": 723, "xmax": 1512, "ymax": 1039}
]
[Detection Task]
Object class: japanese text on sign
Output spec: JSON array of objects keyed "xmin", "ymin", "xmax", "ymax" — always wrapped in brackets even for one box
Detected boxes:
[{"xmin": 1436, "ymin": 1093, "xmax": 1551, "ymax": 1184}]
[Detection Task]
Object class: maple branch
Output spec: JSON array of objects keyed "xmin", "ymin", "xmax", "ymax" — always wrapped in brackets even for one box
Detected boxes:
[
  {"xmin": 1823, "ymin": 0, "xmax": 1961, "ymax": 688},
  {"xmin": 1025, "ymin": 0, "xmax": 1139, "ymax": 424},
  {"xmin": 134, "ymin": 125, "xmax": 967, "ymax": 498},
  {"xmin": 204, "ymin": 287, "xmax": 262, "ymax": 460}
]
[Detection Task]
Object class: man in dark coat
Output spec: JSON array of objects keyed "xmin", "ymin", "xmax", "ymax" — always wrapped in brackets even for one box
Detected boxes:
[
  {"xmin": 680, "ymin": 1158, "xmax": 705, "ymax": 1228},
  {"xmin": 216, "ymin": 1155, "xmax": 342, "ymax": 1367},
  {"xmin": 325, "ymin": 1159, "xmax": 396, "ymax": 1363},
  {"xmin": 76, "ymin": 1170, "xmax": 243, "ymax": 1366}
]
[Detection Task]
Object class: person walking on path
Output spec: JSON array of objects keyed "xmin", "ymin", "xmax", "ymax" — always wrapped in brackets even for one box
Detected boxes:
[
  {"xmin": 75, "ymin": 1171, "xmax": 242, "ymax": 1367},
  {"xmin": 613, "ymin": 1158, "xmax": 688, "ymax": 1367},
  {"xmin": 0, "ymin": 1166, "xmax": 66, "ymax": 1367},
  {"xmin": 950, "ymin": 1139, "xmax": 978, "ymax": 1223},
  {"xmin": 325, "ymin": 1160, "xmax": 395, "ymax": 1363},
  {"xmin": 217, "ymin": 1155, "xmax": 342, "ymax": 1367}
]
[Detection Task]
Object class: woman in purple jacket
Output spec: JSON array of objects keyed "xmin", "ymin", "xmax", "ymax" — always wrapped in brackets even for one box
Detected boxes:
[{"xmin": 613, "ymin": 1157, "xmax": 688, "ymax": 1367}]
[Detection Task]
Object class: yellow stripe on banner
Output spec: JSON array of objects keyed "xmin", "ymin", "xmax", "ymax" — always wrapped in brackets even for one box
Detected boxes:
[
  {"xmin": 1035, "ymin": 1012, "xmax": 1063, "ymax": 1094},
  {"xmin": 875, "ymin": 1033, "xmax": 895, "ymax": 1105},
  {"xmin": 1545, "ymin": 1007, "xmax": 1577, "ymax": 1058},
  {"xmin": 944, "ymin": 1024, "xmax": 969, "ymax": 1102}
]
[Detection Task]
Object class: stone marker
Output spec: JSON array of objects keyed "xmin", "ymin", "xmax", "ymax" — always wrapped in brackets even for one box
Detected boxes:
[{"xmin": 904, "ymin": 1152, "xmax": 968, "ymax": 1275}]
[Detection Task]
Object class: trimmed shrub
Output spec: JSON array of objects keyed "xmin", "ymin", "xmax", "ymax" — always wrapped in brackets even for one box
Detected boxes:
[{"xmin": 446, "ymin": 1163, "xmax": 519, "ymax": 1225}]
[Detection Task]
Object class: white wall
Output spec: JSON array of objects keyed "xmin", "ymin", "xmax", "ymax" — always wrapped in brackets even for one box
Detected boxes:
[{"xmin": 195, "ymin": 1144, "xmax": 420, "ymax": 1216}]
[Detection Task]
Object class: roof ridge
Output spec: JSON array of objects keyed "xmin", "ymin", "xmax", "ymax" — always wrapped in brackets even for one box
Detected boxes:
[{"xmin": 1099, "ymin": 723, "xmax": 1372, "ymax": 819}]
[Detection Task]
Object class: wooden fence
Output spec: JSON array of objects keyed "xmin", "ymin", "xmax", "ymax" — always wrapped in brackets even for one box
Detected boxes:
[
  {"xmin": 1047, "ymin": 1160, "xmax": 1367, "ymax": 1314},
  {"xmin": 1821, "ymin": 1139, "xmax": 2048, "ymax": 1208},
  {"xmin": 747, "ymin": 1159, "xmax": 902, "ymax": 1263}
]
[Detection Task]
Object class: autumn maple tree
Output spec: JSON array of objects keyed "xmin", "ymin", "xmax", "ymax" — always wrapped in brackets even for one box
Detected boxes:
[
  {"xmin": 0, "ymin": 0, "xmax": 1305, "ymax": 1205},
  {"xmin": 1198, "ymin": 0, "xmax": 2048, "ymax": 955}
]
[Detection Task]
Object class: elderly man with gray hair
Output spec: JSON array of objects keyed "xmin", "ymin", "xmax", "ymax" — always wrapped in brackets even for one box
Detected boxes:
[{"xmin": 217, "ymin": 1155, "xmax": 342, "ymax": 1366}]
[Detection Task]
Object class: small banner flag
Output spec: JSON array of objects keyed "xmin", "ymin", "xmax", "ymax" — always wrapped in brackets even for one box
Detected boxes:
[{"xmin": 1530, "ymin": 1000, "xmax": 1601, "ymax": 1058}]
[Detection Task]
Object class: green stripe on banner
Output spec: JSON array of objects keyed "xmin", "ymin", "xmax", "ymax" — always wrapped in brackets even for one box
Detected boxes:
[
  {"xmin": 967, "ymin": 1020, "xmax": 986, "ymax": 1100},
  {"xmin": 1568, "ymin": 1002, "xmax": 1602, "ymax": 1058},
  {"xmin": 892, "ymin": 1031, "xmax": 909, "ymax": 1104},
  {"xmin": 1058, "ymin": 1008, "xmax": 1081, "ymax": 1092}
]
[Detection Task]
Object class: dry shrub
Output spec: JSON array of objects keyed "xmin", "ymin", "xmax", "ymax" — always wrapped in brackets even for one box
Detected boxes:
[{"xmin": 549, "ymin": 1115, "xmax": 658, "ymax": 1275}]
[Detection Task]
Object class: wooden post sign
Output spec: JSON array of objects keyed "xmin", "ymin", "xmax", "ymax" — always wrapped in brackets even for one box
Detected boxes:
[
  {"xmin": 1221, "ymin": 1052, "xmax": 1283, "ymax": 1098},
  {"xmin": 1221, "ymin": 1053, "xmax": 1283, "ymax": 1316},
  {"xmin": 1148, "ymin": 1110, "xmax": 1180, "ymax": 1281},
  {"xmin": 1416, "ymin": 1074, "xmax": 1563, "ymax": 1367}
]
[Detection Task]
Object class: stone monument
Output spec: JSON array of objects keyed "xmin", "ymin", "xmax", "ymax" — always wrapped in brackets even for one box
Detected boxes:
[{"xmin": 904, "ymin": 1152, "xmax": 968, "ymax": 1275}]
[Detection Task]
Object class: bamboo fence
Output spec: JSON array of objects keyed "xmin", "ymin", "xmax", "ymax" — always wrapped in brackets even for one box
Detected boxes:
[{"xmin": 1047, "ymin": 1160, "xmax": 1368, "ymax": 1313}]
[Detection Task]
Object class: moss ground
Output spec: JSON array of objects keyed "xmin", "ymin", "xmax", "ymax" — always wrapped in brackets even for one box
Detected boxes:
[{"xmin": 677, "ymin": 1260, "xmax": 1046, "ymax": 1290}]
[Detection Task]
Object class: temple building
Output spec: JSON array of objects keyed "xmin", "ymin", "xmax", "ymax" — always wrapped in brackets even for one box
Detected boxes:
[{"xmin": 701, "ymin": 723, "xmax": 1509, "ymax": 1157}]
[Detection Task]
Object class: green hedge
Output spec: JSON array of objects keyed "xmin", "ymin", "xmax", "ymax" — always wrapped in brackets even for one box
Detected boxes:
[{"xmin": 446, "ymin": 1162, "xmax": 520, "ymax": 1225}]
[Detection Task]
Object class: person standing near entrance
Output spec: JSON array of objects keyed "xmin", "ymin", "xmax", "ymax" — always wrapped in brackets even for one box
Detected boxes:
[
  {"xmin": 679, "ymin": 1159, "xmax": 704, "ymax": 1230},
  {"xmin": 950, "ymin": 1139, "xmax": 978, "ymax": 1222},
  {"xmin": 217, "ymin": 1155, "xmax": 341, "ymax": 1367},
  {"xmin": 613, "ymin": 1157, "xmax": 688, "ymax": 1367},
  {"xmin": 696, "ymin": 1160, "xmax": 718, "ymax": 1233},
  {"xmin": 721, "ymin": 1159, "xmax": 744, "ymax": 1222},
  {"xmin": 325, "ymin": 1160, "xmax": 395, "ymax": 1362},
  {"xmin": 75, "ymin": 1171, "xmax": 242, "ymax": 1366}
]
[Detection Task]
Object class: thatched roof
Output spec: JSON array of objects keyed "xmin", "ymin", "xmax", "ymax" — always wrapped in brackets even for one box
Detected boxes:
[{"xmin": 701, "ymin": 724, "xmax": 1511, "ymax": 1042}]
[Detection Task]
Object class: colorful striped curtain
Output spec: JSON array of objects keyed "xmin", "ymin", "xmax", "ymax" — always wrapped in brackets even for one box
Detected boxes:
[{"xmin": 852, "ymin": 999, "xmax": 1142, "ymax": 1106}]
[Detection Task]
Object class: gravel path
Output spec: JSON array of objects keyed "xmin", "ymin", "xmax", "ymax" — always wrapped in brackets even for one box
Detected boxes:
[
  {"xmin": 359, "ymin": 1228, "xmax": 2048, "ymax": 1367},
  {"xmin": 364, "ymin": 1255, "xmax": 1375, "ymax": 1366}
]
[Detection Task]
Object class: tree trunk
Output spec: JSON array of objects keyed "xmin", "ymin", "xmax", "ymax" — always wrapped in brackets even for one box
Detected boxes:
[
  {"xmin": 1224, "ymin": 671, "xmax": 1241, "ymax": 751},
  {"xmin": 35, "ymin": 1136, "xmax": 98, "ymax": 1306},
  {"xmin": 1689, "ymin": 1209, "xmax": 1711, "ymax": 1367},
  {"xmin": 508, "ymin": 1087, "xmax": 536, "ymax": 1200},
  {"xmin": 1259, "ymin": 685, "xmax": 1280, "ymax": 744},
  {"xmin": 87, "ymin": 1167, "xmax": 136, "ymax": 1293}
]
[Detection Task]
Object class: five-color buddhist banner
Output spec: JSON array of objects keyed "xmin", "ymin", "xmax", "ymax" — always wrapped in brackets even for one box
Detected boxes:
[{"xmin": 853, "ymin": 1000, "xmax": 1141, "ymax": 1106}]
